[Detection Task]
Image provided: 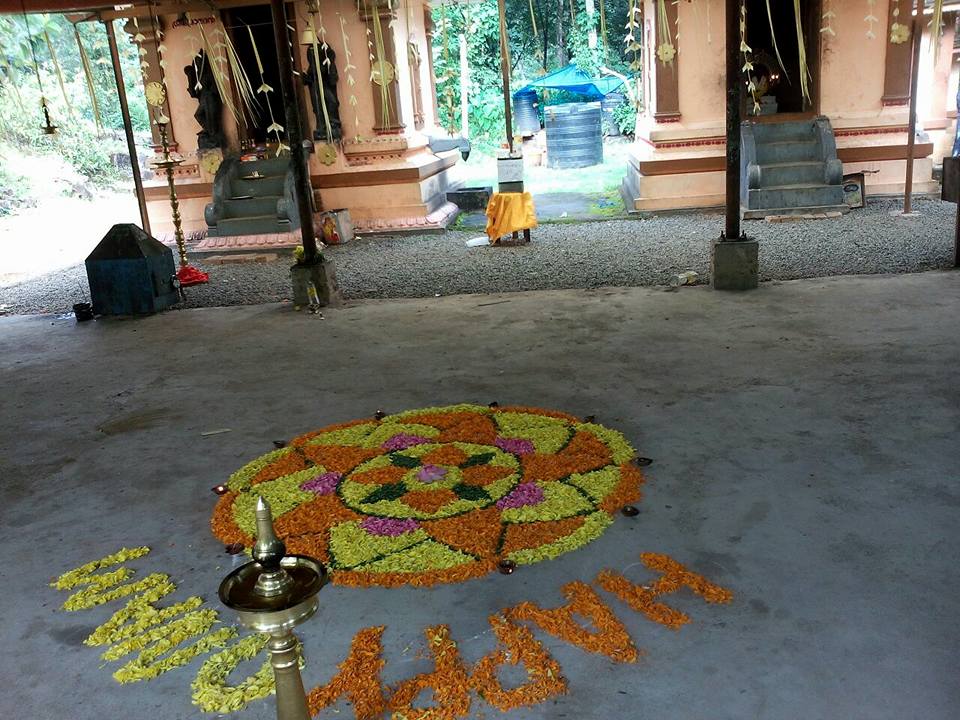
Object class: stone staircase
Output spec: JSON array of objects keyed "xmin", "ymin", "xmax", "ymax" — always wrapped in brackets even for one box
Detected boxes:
[
  {"xmin": 205, "ymin": 156, "xmax": 299, "ymax": 237},
  {"xmin": 741, "ymin": 117, "xmax": 848, "ymax": 219}
]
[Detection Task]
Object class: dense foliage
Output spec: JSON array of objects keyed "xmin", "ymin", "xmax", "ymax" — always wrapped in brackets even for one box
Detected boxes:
[
  {"xmin": 432, "ymin": 0, "xmax": 637, "ymax": 146},
  {"xmin": 0, "ymin": 14, "xmax": 147, "ymax": 186}
]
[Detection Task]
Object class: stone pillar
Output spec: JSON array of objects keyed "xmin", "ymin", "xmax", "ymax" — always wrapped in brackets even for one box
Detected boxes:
[{"xmin": 361, "ymin": 0, "xmax": 405, "ymax": 134}]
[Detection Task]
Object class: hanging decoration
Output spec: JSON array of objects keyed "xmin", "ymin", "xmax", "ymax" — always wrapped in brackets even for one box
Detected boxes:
[
  {"xmin": 43, "ymin": 30, "xmax": 74, "ymax": 120},
  {"xmin": 366, "ymin": 0, "xmax": 393, "ymax": 130},
  {"xmin": 245, "ymin": 24, "xmax": 286, "ymax": 154},
  {"xmin": 931, "ymin": 0, "xmax": 945, "ymax": 64},
  {"xmin": 889, "ymin": 1, "xmax": 910, "ymax": 44},
  {"xmin": 864, "ymin": 0, "xmax": 879, "ymax": 39},
  {"xmin": 337, "ymin": 13, "xmax": 361, "ymax": 140},
  {"xmin": 195, "ymin": 19, "xmax": 249, "ymax": 126},
  {"xmin": 74, "ymin": 26, "xmax": 103, "ymax": 132},
  {"xmin": 794, "ymin": 0, "xmax": 811, "ymax": 105},
  {"xmin": 20, "ymin": 5, "xmax": 57, "ymax": 135},
  {"xmin": 145, "ymin": 6, "xmax": 173, "ymax": 127},
  {"xmin": 765, "ymin": 0, "xmax": 789, "ymax": 82},
  {"xmin": 740, "ymin": 1, "xmax": 761, "ymax": 116},
  {"xmin": 624, "ymin": 0, "xmax": 642, "ymax": 75},
  {"xmin": 820, "ymin": 0, "xmax": 836, "ymax": 39},
  {"xmin": 655, "ymin": 0, "xmax": 676, "ymax": 65},
  {"xmin": 307, "ymin": 9, "xmax": 334, "ymax": 144}
]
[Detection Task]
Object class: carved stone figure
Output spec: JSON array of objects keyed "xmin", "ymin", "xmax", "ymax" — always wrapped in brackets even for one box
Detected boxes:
[
  {"xmin": 303, "ymin": 46, "xmax": 342, "ymax": 141},
  {"xmin": 184, "ymin": 50, "xmax": 224, "ymax": 150}
]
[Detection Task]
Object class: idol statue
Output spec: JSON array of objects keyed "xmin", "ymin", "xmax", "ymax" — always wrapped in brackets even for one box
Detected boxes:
[
  {"xmin": 303, "ymin": 45, "xmax": 342, "ymax": 141},
  {"xmin": 184, "ymin": 50, "xmax": 224, "ymax": 150}
]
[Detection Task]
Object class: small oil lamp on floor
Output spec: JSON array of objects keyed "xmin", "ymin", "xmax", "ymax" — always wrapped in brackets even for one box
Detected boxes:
[{"xmin": 219, "ymin": 497, "xmax": 326, "ymax": 720}]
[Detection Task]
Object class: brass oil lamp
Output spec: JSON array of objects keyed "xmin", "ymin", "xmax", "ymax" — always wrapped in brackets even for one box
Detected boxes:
[{"xmin": 219, "ymin": 497, "xmax": 326, "ymax": 720}]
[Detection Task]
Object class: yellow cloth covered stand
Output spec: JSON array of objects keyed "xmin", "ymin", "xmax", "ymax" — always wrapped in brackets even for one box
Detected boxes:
[{"xmin": 485, "ymin": 192, "xmax": 538, "ymax": 242}]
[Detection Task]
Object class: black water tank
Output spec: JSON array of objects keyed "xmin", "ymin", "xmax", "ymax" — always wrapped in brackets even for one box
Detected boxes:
[
  {"xmin": 601, "ymin": 92, "xmax": 625, "ymax": 136},
  {"xmin": 544, "ymin": 102, "xmax": 603, "ymax": 169},
  {"xmin": 513, "ymin": 89, "xmax": 541, "ymax": 136}
]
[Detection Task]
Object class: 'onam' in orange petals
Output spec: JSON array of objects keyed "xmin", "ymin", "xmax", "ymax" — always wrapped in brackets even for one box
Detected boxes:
[
  {"xmin": 387, "ymin": 625, "xmax": 471, "ymax": 720},
  {"xmin": 506, "ymin": 581, "xmax": 639, "ymax": 663},
  {"xmin": 469, "ymin": 614, "xmax": 567, "ymax": 711},
  {"xmin": 596, "ymin": 553, "xmax": 734, "ymax": 630},
  {"xmin": 306, "ymin": 626, "xmax": 387, "ymax": 720}
]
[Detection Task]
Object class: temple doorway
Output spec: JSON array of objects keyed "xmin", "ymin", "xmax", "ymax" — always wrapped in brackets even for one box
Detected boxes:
[
  {"xmin": 223, "ymin": 4, "xmax": 283, "ymax": 144},
  {"xmin": 744, "ymin": 0, "xmax": 821, "ymax": 115}
]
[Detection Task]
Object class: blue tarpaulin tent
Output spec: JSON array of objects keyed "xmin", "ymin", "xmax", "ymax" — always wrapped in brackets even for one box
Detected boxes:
[{"xmin": 513, "ymin": 64, "xmax": 625, "ymax": 100}]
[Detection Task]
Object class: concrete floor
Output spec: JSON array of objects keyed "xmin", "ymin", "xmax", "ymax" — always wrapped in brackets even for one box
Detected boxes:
[{"xmin": 1, "ymin": 271, "xmax": 958, "ymax": 720}]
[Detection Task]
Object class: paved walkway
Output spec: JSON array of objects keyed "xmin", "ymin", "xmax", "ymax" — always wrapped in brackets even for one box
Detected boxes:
[{"xmin": 1, "ymin": 272, "xmax": 958, "ymax": 719}]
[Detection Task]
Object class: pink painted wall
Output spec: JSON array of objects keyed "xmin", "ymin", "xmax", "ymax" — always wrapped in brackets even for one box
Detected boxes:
[
  {"xmin": 819, "ymin": 2, "xmax": 889, "ymax": 121},
  {"xmin": 676, "ymin": 0, "xmax": 725, "ymax": 128}
]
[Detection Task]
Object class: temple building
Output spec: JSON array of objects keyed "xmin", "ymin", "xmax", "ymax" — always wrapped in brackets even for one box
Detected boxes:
[
  {"xmin": 92, "ymin": 0, "xmax": 460, "ymax": 243},
  {"xmin": 623, "ymin": 0, "xmax": 959, "ymax": 214}
]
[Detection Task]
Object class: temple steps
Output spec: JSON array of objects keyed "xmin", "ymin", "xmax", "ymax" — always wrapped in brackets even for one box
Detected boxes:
[
  {"xmin": 224, "ymin": 196, "xmax": 282, "ymax": 218},
  {"xmin": 742, "ymin": 117, "xmax": 849, "ymax": 219},
  {"xmin": 215, "ymin": 214, "xmax": 291, "ymax": 237}
]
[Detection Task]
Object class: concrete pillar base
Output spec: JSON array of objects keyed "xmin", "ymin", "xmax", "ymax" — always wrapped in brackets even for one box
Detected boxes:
[
  {"xmin": 711, "ymin": 238, "xmax": 759, "ymax": 290},
  {"xmin": 291, "ymin": 259, "xmax": 341, "ymax": 307}
]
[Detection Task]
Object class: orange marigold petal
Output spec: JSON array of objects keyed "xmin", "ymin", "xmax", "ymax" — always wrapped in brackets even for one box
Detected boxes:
[
  {"xmin": 274, "ymin": 493, "xmax": 362, "ymax": 541},
  {"xmin": 210, "ymin": 492, "xmax": 252, "ymax": 546},
  {"xmin": 506, "ymin": 581, "xmax": 639, "ymax": 663},
  {"xmin": 437, "ymin": 414, "xmax": 498, "ymax": 444},
  {"xmin": 495, "ymin": 405, "xmax": 580, "ymax": 422},
  {"xmin": 401, "ymin": 488, "xmax": 458, "ymax": 513},
  {"xmin": 351, "ymin": 466, "xmax": 408, "ymax": 485},
  {"xmin": 460, "ymin": 464, "xmax": 515, "ymax": 487},
  {"xmin": 421, "ymin": 445, "xmax": 470, "ymax": 467},
  {"xmin": 251, "ymin": 452, "xmax": 310, "ymax": 485},
  {"xmin": 501, "ymin": 516, "xmax": 585, "ymax": 555},
  {"xmin": 561, "ymin": 430, "xmax": 612, "ymax": 464},
  {"xmin": 422, "ymin": 507, "xmax": 503, "ymax": 557},
  {"xmin": 598, "ymin": 464, "xmax": 644, "ymax": 513},
  {"xmin": 306, "ymin": 626, "xmax": 387, "ymax": 720}
]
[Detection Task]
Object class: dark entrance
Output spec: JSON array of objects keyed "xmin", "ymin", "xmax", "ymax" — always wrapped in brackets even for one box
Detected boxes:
[
  {"xmin": 744, "ymin": 0, "xmax": 820, "ymax": 115},
  {"xmin": 223, "ymin": 4, "xmax": 282, "ymax": 144}
]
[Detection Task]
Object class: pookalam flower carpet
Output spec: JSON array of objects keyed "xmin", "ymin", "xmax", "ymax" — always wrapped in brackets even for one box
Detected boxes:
[{"xmin": 211, "ymin": 404, "xmax": 644, "ymax": 587}]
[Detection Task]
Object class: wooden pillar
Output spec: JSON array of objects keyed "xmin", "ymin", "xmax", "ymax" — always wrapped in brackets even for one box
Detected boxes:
[
  {"xmin": 497, "ymin": 0, "xmax": 514, "ymax": 152},
  {"xmin": 653, "ymin": 0, "xmax": 680, "ymax": 123},
  {"xmin": 361, "ymin": 0, "xmax": 404, "ymax": 134},
  {"xmin": 724, "ymin": 0, "xmax": 740, "ymax": 240},
  {"xmin": 904, "ymin": 0, "xmax": 924, "ymax": 213},
  {"xmin": 270, "ymin": 0, "xmax": 318, "ymax": 261},
  {"xmin": 882, "ymin": 0, "xmax": 913, "ymax": 107},
  {"xmin": 104, "ymin": 18, "xmax": 151, "ymax": 236}
]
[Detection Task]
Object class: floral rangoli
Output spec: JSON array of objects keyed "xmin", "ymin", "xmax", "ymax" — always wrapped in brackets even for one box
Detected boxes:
[{"xmin": 211, "ymin": 404, "xmax": 643, "ymax": 587}]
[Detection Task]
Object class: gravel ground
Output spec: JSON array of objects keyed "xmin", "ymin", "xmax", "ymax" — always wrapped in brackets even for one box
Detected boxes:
[{"xmin": 1, "ymin": 197, "xmax": 955, "ymax": 315}]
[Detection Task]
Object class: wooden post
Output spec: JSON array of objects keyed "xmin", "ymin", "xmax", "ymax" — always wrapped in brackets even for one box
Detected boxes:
[
  {"xmin": 103, "ymin": 17, "xmax": 151, "ymax": 236},
  {"xmin": 270, "ymin": 0, "xmax": 319, "ymax": 262},
  {"xmin": 460, "ymin": 33, "xmax": 469, "ymax": 138},
  {"xmin": 904, "ymin": 0, "xmax": 925, "ymax": 214},
  {"xmin": 724, "ymin": 0, "xmax": 740, "ymax": 240},
  {"xmin": 497, "ymin": 0, "xmax": 513, "ymax": 153}
]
